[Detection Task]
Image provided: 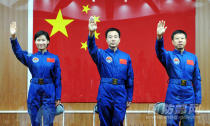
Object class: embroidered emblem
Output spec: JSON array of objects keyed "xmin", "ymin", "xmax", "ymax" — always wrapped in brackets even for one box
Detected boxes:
[
  {"xmin": 173, "ymin": 58, "xmax": 180, "ymax": 65},
  {"xmin": 106, "ymin": 56, "xmax": 112, "ymax": 63},
  {"xmin": 32, "ymin": 57, "xmax": 39, "ymax": 63}
]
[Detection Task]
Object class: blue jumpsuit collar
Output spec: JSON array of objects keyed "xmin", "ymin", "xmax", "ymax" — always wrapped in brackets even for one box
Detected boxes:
[
  {"xmin": 37, "ymin": 50, "xmax": 49, "ymax": 55},
  {"xmin": 173, "ymin": 49, "xmax": 186, "ymax": 55},
  {"xmin": 107, "ymin": 48, "xmax": 119, "ymax": 53}
]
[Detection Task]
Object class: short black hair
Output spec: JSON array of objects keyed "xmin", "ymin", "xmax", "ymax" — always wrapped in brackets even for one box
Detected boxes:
[
  {"xmin": 34, "ymin": 30, "xmax": 50, "ymax": 41},
  {"xmin": 171, "ymin": 30, "xmax": 187, "ymax": 40},
  {"xmin": 105, "ymin": 28, "xmax": 120, "ymax": 38}
]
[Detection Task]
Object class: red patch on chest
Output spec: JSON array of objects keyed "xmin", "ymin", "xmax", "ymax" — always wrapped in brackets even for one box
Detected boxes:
[
  {"xmin": 47, "ymin": 58, "xmax": 55, "ymax": 63},
  {"xmin": 187, "ymin": 60, "xmax": 194, "ymax": 65},
  {"xmin": 120, "ymin": 59, "xmax": 127, "ymax": 65}
]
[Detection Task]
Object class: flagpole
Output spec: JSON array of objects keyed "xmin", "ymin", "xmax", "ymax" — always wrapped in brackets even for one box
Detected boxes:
[{"xmin": 27, "ymin": 0, "xmax": 33, "ymax": 99}]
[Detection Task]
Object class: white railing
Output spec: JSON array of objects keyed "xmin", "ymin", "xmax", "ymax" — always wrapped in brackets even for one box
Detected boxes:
[{"xmin": 1, "ymin": 110, "xmax": 210, "ymax": 126}]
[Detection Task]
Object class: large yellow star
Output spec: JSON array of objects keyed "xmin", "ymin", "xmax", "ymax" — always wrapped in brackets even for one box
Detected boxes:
[
  {"xmin": 93, "ymin": 16, "xmax": 100, "ymax": 22},
  {"xmin": 82, "ymin": 5, "xmax": 91, "ymax": 14},
  {"xmin": 45, "ymin": 9, "xmax": 74, "ymax": 37},
  {"xmin": 95, "ymin": 31, "xmax": 100, "ymax": 39},
  {"xmin": 81, "ymin": 41, "xmax": 88, "ymax": 51}
]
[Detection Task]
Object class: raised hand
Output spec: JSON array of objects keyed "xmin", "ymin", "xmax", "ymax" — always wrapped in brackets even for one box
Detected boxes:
[
  {"xmin": 157, "ymin": 20, "xmax": 167, "ymax": 39},
  {"xmin": 10, "ymin": 21, "xmax": 17, "ymax": 39},
  {"xmin": 88, "ymin": 16, "xmax": 97, "ymax": 37}
]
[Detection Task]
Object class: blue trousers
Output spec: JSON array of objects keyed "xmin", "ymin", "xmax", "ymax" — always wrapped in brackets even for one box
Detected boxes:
[
  {"xmin": 97, "ymin": 84, "xmax": 127, "ymax": 126},
  {"xmin": 165, "ymin": 104, "xmax": 195, "ymax": 126},
  {"xmin": 27, "ymin": 83, "xmax": 56, "ymax": 126}
]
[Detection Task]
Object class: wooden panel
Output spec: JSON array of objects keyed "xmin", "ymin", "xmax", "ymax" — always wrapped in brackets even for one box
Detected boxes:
[
  {"xmin": 195, "ymin": 114, "xmax": 210, "ymax": 126},
  {"xmin": 127, "ymin": 114, "xmax": 154, "ymax": 126},
  {"xmin": 0, "ymin": 114, "xmax": 31, "ymax": 126},
  {"xmin": 0, "ymin": 113, "xmax": 210, "ymax": 126},
  {"xmin": 0, "ymin": 0, "xmax": 28, "ymax": 110},
  {"xmin": 64, "ymin": 114, "xmax": 93, "ymax": 126},
  {"xmin": 156, "ymin": 114, "xmax": 167, "ymax": 126},
  {"xmin": 196, "ymin": 0, "xmax": 210, "ymax": 110},
  {"xmin": 54, "ymin": 114, "xmax": 63, "ymax": 126},
  {"xmin": 54, "ymin": 111, "xmax": 101, "ymax": 126}
]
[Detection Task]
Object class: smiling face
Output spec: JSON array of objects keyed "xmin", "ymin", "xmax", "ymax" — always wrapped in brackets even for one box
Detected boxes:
[
  {"xmin": 35, "ymin": 35, "xmax": 49, "ymax": 50},
  {"xmin": 172, "ymin": 33, "xmax": 187, "ymax": 51},
  {"xmin": 106, "ymin": 31, "xmax": 120, "ymax": 49}
]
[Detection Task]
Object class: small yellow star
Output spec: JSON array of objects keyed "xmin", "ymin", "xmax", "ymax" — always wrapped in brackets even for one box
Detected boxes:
[
  {"xmin": 95, "ymin": 31, "xmax": 100, "ymax": 39},
  {"xmin": 82, "ymin": 5, "xmax": 91, "ymax": 14},
  {"xmin": 81, "ymin": 41, "xmax": 88, "ymax": 51},
  {"xmin": 45, "ymin": 9, "xmax": 74, "ymax": 37},
  {"xmin": 93, "ymin": 16, "xmax": 100, "ymax": 22}
]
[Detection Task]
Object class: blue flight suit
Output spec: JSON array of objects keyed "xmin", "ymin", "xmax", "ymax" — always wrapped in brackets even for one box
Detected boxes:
[
  {"xmin": 11, "ymin": 38, "xmax": 62, "ymax": 126},
  {"xmin": 155, "ymin": 38, "xmax": 202, "ymax": 126},
  {"xmin": 88, "ymin": 36, "xmax": 134, "ymax": 126}
]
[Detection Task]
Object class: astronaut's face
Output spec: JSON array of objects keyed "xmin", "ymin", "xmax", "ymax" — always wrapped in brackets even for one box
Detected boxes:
[
  {"xmin": 172, "ymin": 33, "xmax": 187, "ymax": 51},
  {"xmin": 35, "ymin": 35, "xmax": 49, "ymax": 50},
  {"xmin": 106, "ymin": 31, "xmax": 120, "ymax": 50}
]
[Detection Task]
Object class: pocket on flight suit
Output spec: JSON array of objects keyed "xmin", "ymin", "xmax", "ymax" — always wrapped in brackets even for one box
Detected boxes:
[
  {"xmin": 165, "ymin": 84, "xmax": 180, "ymax": 102},
  {"xmin": 115, "ymin": 85, "xmax": 127, "ymax": 101},
  {"xmin": 43, "ymin": 84, "xmax": 55, "ymax": 103},
  {"xmin": 182, "ymin": 86, "xmax": 195, "ymax": 100},
  {"xmin": 27, "ymin": 83, "xmax": 40, "ymax": 104}
]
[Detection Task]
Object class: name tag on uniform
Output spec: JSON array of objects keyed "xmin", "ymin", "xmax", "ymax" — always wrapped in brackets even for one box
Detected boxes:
[
  {"xmin": 120, "ymin": 59, "xmax": 127, "ymax": 65},
  {"xmin": 47, "ymin": 58, "xmax": 55, "ymax": 63},
  {"xmin": 187, "ymin": 60, "xmax": 194, "ymax": 66}
]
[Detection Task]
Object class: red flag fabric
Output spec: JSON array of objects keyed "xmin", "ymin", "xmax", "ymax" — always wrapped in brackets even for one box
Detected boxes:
[{"xmin": 33, "ymin": 0, "xmax": 195, "ymax": 102}]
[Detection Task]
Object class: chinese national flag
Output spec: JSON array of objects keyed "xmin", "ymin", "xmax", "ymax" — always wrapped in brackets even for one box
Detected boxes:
[{"xmin": 33, "ymin": 0, "xmax": 195, "ymax": 102}]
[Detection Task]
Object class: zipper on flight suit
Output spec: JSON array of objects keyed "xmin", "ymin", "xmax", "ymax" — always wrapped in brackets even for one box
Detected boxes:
[
  {"xmin": 180, "ymin": 52, "xmax": 186, "ymax": 104},
  {"xmin": 113, "ymin": 50, "xmax": 117, "ymax": 79}
]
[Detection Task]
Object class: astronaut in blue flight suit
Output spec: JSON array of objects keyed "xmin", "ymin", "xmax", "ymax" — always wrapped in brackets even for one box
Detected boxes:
[
  {"xmin": 10, "ymin": 22, "xmax": 61, "ymax": 126},
  {"xmin": 155, "ymin": 20, "xmax": 202, "ymax": 126},
  {"xmin": 88, "ymin": 16, "xmax": 134, "ymax": 126}
]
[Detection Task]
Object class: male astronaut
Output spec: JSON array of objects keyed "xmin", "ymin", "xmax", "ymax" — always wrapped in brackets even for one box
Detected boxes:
[
  {"xmin": 155, "ymin": 20, "xmax": 202, "ymax": 126},
  {"xmin": 87, "ymin": 16, "xmax": 134, "ymax": 126}
]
